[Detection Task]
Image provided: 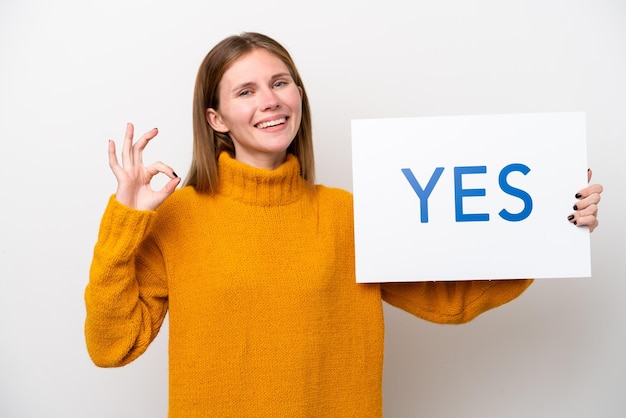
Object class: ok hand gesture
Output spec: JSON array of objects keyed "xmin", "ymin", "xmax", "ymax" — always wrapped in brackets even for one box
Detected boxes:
[{"xmin": 108, "ymin": 123, "xmax": 181, "ymax": 211}]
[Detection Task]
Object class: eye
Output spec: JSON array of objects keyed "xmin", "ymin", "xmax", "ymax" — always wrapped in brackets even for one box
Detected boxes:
[
  {"xmin": 273, "ymin": 80, "xmax": 287, "ymax": 88},
  {"xmin": 238, "ymin": 89, "xmax": 251, "ymax": 97}
]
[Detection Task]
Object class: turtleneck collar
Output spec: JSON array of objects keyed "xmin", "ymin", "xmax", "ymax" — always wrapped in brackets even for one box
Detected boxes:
[{"xmin": 217, "ymin": 152, "xmax": 309, "ymax": 206}]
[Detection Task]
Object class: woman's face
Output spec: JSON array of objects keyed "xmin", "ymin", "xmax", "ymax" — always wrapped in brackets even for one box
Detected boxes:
[{"xmin": 206, "ymin": 48, "xmax": 303, "ymax": 170}]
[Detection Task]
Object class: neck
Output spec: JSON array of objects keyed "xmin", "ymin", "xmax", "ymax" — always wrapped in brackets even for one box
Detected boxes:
[
  {"xmin": 234, "ymin": 151, "xmax": 287, "ymax": 170},
  {"xmin": 217, "ymin": 152, "xmax": 308, "ymax": 206}
]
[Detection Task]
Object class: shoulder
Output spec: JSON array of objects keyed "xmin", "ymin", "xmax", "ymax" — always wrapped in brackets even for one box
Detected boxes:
[
  {"xmin": 310, "ymin": 185, "xmax": 355, "ymax": 239},
  {"xmin": 314, "ymin": 184, "xmax": 353, "ymax": 206},
  {"xmin": 313, "ymin": 185, "xmax": 354, "ymax": 224}
]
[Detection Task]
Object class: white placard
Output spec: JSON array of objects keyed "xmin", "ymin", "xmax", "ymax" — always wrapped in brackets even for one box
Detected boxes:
[{"xmin": 351, "ymin": 112, "xmax": 590, "ymax": 282}]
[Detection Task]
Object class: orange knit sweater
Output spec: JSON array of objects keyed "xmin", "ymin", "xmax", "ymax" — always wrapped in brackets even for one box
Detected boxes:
[{"xmin": 85, "ymin": 152, "xmax": 532, "ymax": 417}]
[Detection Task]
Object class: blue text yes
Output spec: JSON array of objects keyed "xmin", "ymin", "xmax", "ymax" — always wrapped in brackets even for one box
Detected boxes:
[{"xmin": 401, "ymin": 164, "xmax": 533, "ymax": 223}]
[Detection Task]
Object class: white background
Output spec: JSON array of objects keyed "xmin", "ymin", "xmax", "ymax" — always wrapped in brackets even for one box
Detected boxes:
[{"xmin": 0, "ymin": 0, "xmax": 624, "ymax": 417}]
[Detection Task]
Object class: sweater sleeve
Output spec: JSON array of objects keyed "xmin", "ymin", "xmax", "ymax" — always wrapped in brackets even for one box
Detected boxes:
[
  {"xmin": 84, "ymin": 196, "xmax": 169, "ymax": 367},
  {"xmin": 381, "ymin": 279, "xmax": 533, "ymax": 324}
]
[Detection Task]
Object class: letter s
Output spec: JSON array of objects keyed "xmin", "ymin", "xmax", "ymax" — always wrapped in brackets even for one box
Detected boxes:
[{"xmin": 498, "ymin": 163, "xmax": 533, "ymax": 222}]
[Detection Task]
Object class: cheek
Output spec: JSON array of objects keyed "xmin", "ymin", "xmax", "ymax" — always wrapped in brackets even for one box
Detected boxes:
[
  {"xmin": 221, "ymin": 105, "xmax": 252, "ymax": 130},
  {"xmin": 294, "ymin": 103, "xmax": 304, "ymax": 126},
  {"xmin": 293, "ymin": 107, "xmax": 303, "ymax": 126},
  {"xmin": 288, "ymin": 94, "xmax": 303, "ymax": 119}
]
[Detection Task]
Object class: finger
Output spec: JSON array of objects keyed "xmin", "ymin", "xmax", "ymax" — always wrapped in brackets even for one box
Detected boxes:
[
  {"xmin": 132, "ymin": 128, "xmax": 159, "ymax": 167},
  {"xmin": 107, "ymin": 139, "xmax": 118, "ymax": 168},
  {"xmin": 575, "ymin": 214, "xmax": 599, "ymax": 232},
  {"xmin": 576, "ymin": 203, "xmax": 599, "ymax": 219},
  {"xmin": 122, "ymin": 123, "xmax": 135, "ymax": 168},
  {"xmin": 587, "ymin": 168, "xmax": 592, "ymax": 183},
  {"xmin": 154, "ymin": 176, "xmax": 182, "ymax": 203},
  {"xmin": 109, "ymin": 139, "xmax": 132, "ymax": 184},
  {"xmin": 573, "ymin": 192, "xmax": 601, "ymax": 211},
  {"xmin": 144, "ymin": 163, "xmax": 180, "ymax": 208},
  {"xmin": 107, "ymin": 139, "xmax": 127, "ymax": 180},
  {"xmin": 147, "ymin": 161, "xmax": 178, "ymax": 179},
  {"xmin": 575, "ymin": 183, "xmax": 604, "ymax": 200},
  {"xmin": 567, "ymin": 202, "xmax": 598, "ymax": 229}
]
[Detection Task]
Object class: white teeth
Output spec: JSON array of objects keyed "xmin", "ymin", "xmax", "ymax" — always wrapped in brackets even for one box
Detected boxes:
[{"xmin": 256, "ymin": 118, "xmax": 286, "ymax": 129}]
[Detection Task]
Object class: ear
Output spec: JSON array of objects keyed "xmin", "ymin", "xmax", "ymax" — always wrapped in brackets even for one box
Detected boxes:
[{"xmin": 206, "ymin": 108, "xmax": 229, "ymax": 133}]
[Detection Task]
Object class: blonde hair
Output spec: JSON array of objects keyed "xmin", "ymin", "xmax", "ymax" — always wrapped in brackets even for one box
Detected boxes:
[{"xmin": 184, "ymin": 32, "xmax": 315, "ymax": 193}]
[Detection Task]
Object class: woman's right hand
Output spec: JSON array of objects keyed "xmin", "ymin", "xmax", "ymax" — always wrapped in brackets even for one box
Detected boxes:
[{"xmin": 108, "ymin": 123, "xmax": 181, "ymax": 211}]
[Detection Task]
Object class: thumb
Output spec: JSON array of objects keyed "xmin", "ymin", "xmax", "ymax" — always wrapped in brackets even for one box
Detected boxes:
[{"xmin": 153, "ymin": 176, "xmax": 182, "ymax": 206}]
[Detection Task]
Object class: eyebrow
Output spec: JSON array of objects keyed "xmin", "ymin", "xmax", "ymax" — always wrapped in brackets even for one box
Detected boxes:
[{"xmin": 230, "ymin": 72, "xmax": 293, "ymax": 93}]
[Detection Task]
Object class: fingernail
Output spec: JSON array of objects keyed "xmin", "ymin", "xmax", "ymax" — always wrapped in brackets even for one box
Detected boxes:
[
  {"xmin": 573, "ymin": 204, "xmax": 578, "ymax": 210},
  {"xmin": 587, "ymin": 168, "xmax": 590, "ymax": 172},
  {"xmin": 574, "ymin": 221, "xmax": 577, "ymax": 225},
  {"xmin": 173, "ymin": 171, "xmax": 178, "ymax": 178},
  {"xmin": 568, "ymin": 215, "xmax": 575, "ymax": 221},
  {"xmin": 575, "ymin": 193, "xmax": 582, "ymax": 199}
]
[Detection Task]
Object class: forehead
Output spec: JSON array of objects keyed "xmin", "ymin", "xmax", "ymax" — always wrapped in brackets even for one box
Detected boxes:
[{"xmin": 221, "ymin": 49, "xmax": 291, "ymax": 84}]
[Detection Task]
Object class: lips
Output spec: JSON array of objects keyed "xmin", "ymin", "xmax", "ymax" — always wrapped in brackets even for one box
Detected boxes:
[{"xmin": 255, "ymin": 117, "xmax": 287, "ymax": 129}]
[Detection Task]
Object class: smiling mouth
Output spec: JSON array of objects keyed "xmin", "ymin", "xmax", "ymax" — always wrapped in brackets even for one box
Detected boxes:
[{"xmin": 255, "ymin": 117, "xmax": 287, "ymax": 129}]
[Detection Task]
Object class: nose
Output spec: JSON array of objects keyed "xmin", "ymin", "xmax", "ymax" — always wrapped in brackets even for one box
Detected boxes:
[{"xmin": 260, "ymin": 88, "xmax": 280, "ymax": 111}]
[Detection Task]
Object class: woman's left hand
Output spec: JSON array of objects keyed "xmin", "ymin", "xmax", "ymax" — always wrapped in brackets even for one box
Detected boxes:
[{"xmin": 568, "ymin": 169, "xmax": 603, "ymax": 232}]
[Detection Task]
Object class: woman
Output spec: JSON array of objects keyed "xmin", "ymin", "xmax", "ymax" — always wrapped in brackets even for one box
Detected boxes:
[{"xmin": 85, "ymin": 32, "xmax": 603, "ymax": 417}]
